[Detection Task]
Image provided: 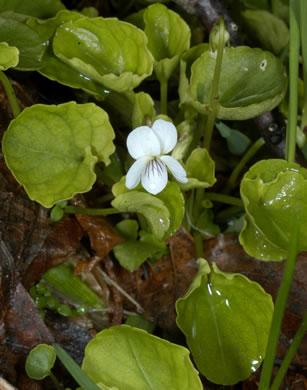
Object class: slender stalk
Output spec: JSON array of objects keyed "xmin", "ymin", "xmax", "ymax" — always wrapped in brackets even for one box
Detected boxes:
[
  {"xmin": 64, "ymin": 206, "xmax": 121, "ymax": 216},
  {"xmin": 96, "ymin": 267, "xmax": 144, "ymax": 313},
  {"xmin": 286, "ymin": 0, "xmax": 300, "ymax": 163},
  {"xmin": 299, "ymin": 0, "xmax": 307, "ymax": 131},
  {"xmin": 258, "ymin": 215, "xmax": 300, "ymax": 390},
  {"xmin": 224, "ymin": 137, "xmax": 265, "ymax": 194},
  {"xmin": 160, "ymin": 78, "xmax": 168, "ymax": 115},
  {"xmin": 186, "ymin": 114, "xmax": 207, "ymax": 158},
  {"xmin": 203, "ymin": 20, "xmax": 226, "ymax": 150},
  {"xmin": 270, "ymin": 312, "xmax": 307, "ymax": 390},
  {"xmin": 194, "ymin": 233, "xmax": 204, "ymax": 258},
  {"xmin": 203, "ymin": 192, "xmax": 243, "ymax": 207},
  {"xmin": 49, "ymin": 371, "xmax": 63, "ymax": 390},
  {"xmin": 0, "ymin": 71, "xmax": 21, "ymax": 118}
]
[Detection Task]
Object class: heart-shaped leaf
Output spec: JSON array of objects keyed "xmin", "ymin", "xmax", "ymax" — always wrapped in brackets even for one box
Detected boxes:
[
  {"xmin": 3, "ymin": 102, "xmax": 115, "ymax": 207},
  {"xmin": 52, "ymin": 17, "xmax": 153, "ymax": 92},
  {"xmin": 183, "ymin": 46, "xmax": 287, "ymax": 120},
  {"xmin": 240, "ymin": 159, "xmax": 307, "ymax": 261},
  {"xmin": 0, "ymin": 42, "xmax": 19, "ymax": 70},
  {"xmin": 176, "ymin": 259, "xmax": 273, "ymax": 385},
  {"xmin": 82, "ymin": 325, "xmax": 203, "ymax": 390}
]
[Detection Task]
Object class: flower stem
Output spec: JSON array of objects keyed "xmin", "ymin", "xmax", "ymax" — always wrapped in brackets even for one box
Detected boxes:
[
  {"xmin": 203, "ymin": 19, "xmax": 226, "ymax": 151},
  {"xmin": 186, "ymin": 113, "xmax": 207, "ymax": 158},
  {"xmin": 224, "ymin": 137, "xmax": 265, "ymax": 194},
  {"xmin": 160, "ymin": 78, "xmax": 168, "ymax": 115},
  {"xmin": 258, "ymin": 215, "xmax": 300, "ymax": 390},
  {"xmin": 194, "ymin": 233, "xmax": 204, "ymax": 258},
  {"xmin": 203, "ymin": 192, "xmax": 243, "ymax": 207},
  {"xmin": 0, "ymin": 71, "xmax": 21, "ymax": 118},
  {"xmin": 286, "ymin": 0, "xmax": 300, "ymax": 163},
  {"xmin": 64, "ymin": 206, "xmax": 121, "ymax": 216},
  {"xmin": 270, "ymin": 312, "xmax": 307, "ymax": 390},
  {"xmin": 49, "ymin": 371, "xmax": 63, "ymax": 390},
  {"xmin": 299, "ymin": 0, "xmax": 307, "ymax": 131}
]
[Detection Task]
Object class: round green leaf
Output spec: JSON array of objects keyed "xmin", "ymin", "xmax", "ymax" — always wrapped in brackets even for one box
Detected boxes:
[
  {"xmin": 52, "ymin": 17, "xmax": 153, "ymax": 92},
  {"xmin": 0, "ymin": 42, "xmax": 19, "ymax": 70},
  {"xmin": 240, "ymin": 159, "xmax": 307, "ymax": 261},
  {"xmin": 180, "ymin": 148, "xmax": 216, "ymax": 191},
  {"xmin": 25, "ymin": 344, "xmax": 56, "ymax": 380},
  {"xmin": 176, "ymin": 259, "xmax": 273, "ymax": 385},
  {"xmin": 144, "ymin": 3, "xmax": 190, "ymax": 81},
  {"xmin": 3, "ymin": 102, "xmax": 115, "ymax": 207},
  {"xmin": 82, "ymin": 325, "xmax": 203, "ymax": 390},
  {"xmin": 186, "ymin": 46, "xmax": 287, "ymax": 120}
]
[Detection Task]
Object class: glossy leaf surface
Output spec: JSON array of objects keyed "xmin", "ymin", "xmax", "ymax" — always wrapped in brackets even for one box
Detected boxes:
[
  {"xmin": 112, "ymin": 180, "xmax": 184, "ymax": 240},
  {"xmin": 82, "ymin": 325, "xmax": 203, "ymax": 390},
  {"xmin": 0, "ymin": 12, "xmax": 47, "ymax": 69},
  {"xmin": 0, "ymin": 42, "xmax": 19, "ymax": 70},
  {"xmin": 144, "ymin": 3, "xmax": 190, "ymax": 81},
  {"xmin": 240, "ymin": 159, "xmax": 307, "ymax": 261},
  {"xmin": 27, "ymin": 10, "xmax": 108, "ymax": 96},
  {"xmin": 3, "ymin": 102, "xmax": 115, "ymax": 207},
  {"xmin": 186, "ymin": 46, "xmax": 287, "ymax": 120},
  {"xmin": 53, "ymin": 17, "xmax": 153, "ymax": 92},
  {"xmin": 176, "ymin": 259, "xmax": 273, "ymax": 385}
]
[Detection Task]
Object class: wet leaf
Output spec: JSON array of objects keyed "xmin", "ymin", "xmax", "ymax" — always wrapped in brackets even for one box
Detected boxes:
[
  {"xmin": 0, "ymin": 0, "xmax": 65, "ymax": 19},
  {"xmin": 25, "ymin": 344, "xmax": 56, "ymax": 380},
  {"xmin": 3, "ymin": 102, "xmax": 115, "ymax": 207},
  {"xmin": 176, "ymin": 259, "xmax": 274, "ymax": 385},
  {"xmin": 0, "ymin": 42, "xmax": 19, "ymax": 70},
  {"xmin": 27, "ymin": 10, "xmax": 109, "ymax": 97},
  {"xmin": 144, "ymin": 3, "xmax": 190, "ymax": 81},
  {"xmin": 240, "ymin": 159, "xmax": 307, "ymax": 261},
  {"xmin": 112, "ymin": 180, "xmax": 184, "ymax": 240},
  {"xmin": 180, "ymin": 148, "xmax": 216, "ymax": 190},
  {"xmin": 0, "ymin": 12, "xmax": 47, "ymax": 70},
  {"xmin": 53, "ymin": 17, "xmax": 153, "ymax": 92},
  {"xmin": 82, "ymin": 325, "xmax": 203, "ymax": 390},
  {"xmin": 186, "ymin": 46, "xmax": 287, "ymax": 120}
]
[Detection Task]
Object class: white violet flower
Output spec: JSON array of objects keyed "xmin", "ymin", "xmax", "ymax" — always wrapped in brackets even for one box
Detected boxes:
[{"xmin": 125, "ymin": 119, "xmax": 188, "ymax": 195}]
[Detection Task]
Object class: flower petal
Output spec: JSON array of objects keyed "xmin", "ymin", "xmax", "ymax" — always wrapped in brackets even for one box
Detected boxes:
[
  {"xmin": 160, "ymin": 155, "xmax": 188, "ymax": 183},
  {"xmin": 141, "ymin": 159, "xmax": 168, "ymax": 195},
  {"xmin": 125, "ymin": 156, "xmax": 149, "ymax": 189},
  {"xmin": 152, "ymin": 119, "xmax": 177, "ymax": 154},
  {"xmin": 127, "ymin": 126, "xmax": 161, "ymax": 159}
]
